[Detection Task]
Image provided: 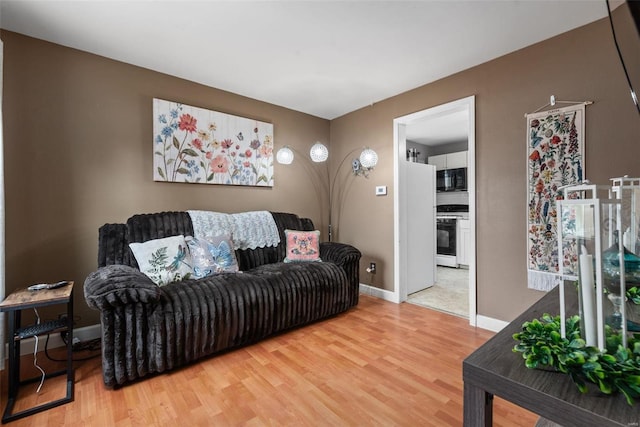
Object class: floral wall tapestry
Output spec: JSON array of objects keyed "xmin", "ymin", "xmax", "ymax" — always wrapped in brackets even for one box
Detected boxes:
[
  {"xmin": 527, "ymin": 104, "xmax": 585, "ymax": 291},
  {"xmin": 153, "ymin": 98, "xmax": 274, "ymax": 186}
]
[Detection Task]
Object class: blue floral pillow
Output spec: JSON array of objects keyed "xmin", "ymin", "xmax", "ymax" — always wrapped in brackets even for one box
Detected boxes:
[
  {"xmin": 129, "ymin": 235, "xmax": 193, "ymax": 286},
  {"xmin": 185, "ymin": 235, "xmax": 239, "ymax": 278}
]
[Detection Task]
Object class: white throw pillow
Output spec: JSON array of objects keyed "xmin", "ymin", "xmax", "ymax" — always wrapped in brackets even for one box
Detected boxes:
[{"xmin": 129, "ymin": 235, "xmax": 193, "ymax": 286}]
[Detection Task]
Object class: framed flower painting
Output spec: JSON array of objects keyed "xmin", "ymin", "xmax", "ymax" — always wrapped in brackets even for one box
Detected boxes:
[{"xmin": 153, "ymin": 98, "xmax": 274, "ymax": 187}]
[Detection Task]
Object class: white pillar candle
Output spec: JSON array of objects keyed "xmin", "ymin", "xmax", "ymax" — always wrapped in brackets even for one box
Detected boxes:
[{"xmin": 579, "ymin": 253, "xmax": 597, "ymax": 347}]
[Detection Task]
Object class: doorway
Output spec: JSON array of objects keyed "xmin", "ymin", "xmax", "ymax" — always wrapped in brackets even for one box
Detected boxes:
[{"xmin": 393, "ymin": 96, "xmax": 477, "ymax": 325}]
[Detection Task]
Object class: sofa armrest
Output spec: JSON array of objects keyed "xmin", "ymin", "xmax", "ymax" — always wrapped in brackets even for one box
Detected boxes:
[
  {"xmin": 320, "ymin": 242, "xmax": 361, "ymax": 267},
  {"xmin": 84, "ymin": 265, "xmax": 162, "ymax": 310}
]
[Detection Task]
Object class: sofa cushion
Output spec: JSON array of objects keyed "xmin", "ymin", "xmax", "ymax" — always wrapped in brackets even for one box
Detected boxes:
[
  {"xmin": 283, "ymin": 229, "xmax": 321, "ymax": 263},
  {"xmin": 247, "ymin": 261, "xmax": 351, "ymax": 325},
  {"xmin": 129, "ymin": 235, "xmax": 193, "ymax": 286},
  {"xmin": 185, "ymin": 235, "xmax": 239, "ymax": 277}
]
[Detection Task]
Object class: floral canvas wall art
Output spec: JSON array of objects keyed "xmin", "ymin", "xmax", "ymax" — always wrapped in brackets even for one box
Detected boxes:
[
  {"xmin": 526, "ymin": 104, "xmax": 585, "ymax": 291},
  {"xmin": 153, "ymin": 98, "xmax": 274, "ymax": 187}
]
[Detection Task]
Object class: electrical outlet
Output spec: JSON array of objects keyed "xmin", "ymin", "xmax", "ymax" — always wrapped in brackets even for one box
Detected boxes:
[{"xmin": 366, "ymin": 262, "xmax": 377, "ymax": 274}]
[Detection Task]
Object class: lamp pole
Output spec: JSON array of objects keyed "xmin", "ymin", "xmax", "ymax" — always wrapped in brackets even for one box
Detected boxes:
[{"xmin": 327, "ymin": 147, "xmax": 364, "ymax": 242}]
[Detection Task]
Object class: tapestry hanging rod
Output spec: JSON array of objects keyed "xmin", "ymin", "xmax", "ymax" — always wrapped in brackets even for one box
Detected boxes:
[{"xmin": 525, "ymin": 94, "xmax": 593, "ymax": 117}]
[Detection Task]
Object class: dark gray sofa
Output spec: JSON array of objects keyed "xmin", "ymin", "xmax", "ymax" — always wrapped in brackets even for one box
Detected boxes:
[{"xmin": 84, "ymin": 211, "xmax": 361, "ymax": 387}]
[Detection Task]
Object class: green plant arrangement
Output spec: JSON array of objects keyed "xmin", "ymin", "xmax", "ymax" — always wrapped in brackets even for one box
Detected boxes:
[
  {"xmin": 628, "ymin": 286, "xmax": 640, "ymax": 305},
  {"xmin": 512, "ymin": 288, "xmax": 640, "ymax": 405}
]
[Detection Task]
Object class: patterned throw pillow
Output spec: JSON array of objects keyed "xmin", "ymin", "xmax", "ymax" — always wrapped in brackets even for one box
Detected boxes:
[
  {"xmin": 129, "ymin": 235, "xmax": 193, "ymax": 286},
  {"xmin": 185, "ymin": 235, "xmax": 239, "ymax": 278},
  {"xmin": 283, "ymin": 229, "xmax": 321, "ymax": 263}
]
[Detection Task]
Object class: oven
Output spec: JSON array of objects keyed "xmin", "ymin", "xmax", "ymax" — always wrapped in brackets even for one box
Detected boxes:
[
  {"xmin": 436, "ymin": 204, "xmax": 469, "ymax": 268},
  {"xmin": 436, "ymin": 216, "xmax": 458, "ymax": 267}
]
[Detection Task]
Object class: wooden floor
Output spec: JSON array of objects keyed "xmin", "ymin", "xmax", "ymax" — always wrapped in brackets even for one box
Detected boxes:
[{"xmin": 1, "ymin": 295, "xmax": 538, "ymax": 426}]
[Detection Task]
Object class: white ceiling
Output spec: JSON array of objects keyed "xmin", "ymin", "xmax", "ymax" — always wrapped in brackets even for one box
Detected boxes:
[
  {"xmin": 1, "ymin": 1, "xmax": 609, "ymax": 120},
  {"xmin": 405, "ymin": 108, "xmax": 469, "ymax": 146}
]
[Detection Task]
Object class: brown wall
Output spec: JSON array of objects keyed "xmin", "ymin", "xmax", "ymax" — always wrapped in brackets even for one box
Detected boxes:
[
  {"xmin": 3, "ymin": 12, "xmax": 640, "ymax": 328},
  {"xmin": 332, "ymin": 15, "xmax": 640, "ymax": 321},
  {"xmin": 1, "ymin": 31, "xmax": 330, "ymax": 327}
]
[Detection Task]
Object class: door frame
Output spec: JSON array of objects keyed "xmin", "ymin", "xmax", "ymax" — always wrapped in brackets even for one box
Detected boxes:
[{"xmin": 392, "ymin": 95, "xmax": 477, "ymax": 326}]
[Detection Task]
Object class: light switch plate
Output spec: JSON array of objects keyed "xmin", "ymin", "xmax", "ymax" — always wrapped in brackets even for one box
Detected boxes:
[{"xmin": 375, "ymin": 186, "xmax": 387, "ymax": 196}]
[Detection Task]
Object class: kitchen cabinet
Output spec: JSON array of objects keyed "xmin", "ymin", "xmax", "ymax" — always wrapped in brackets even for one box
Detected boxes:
[
  {"xmin": 428, "ymin": 154, "xmax": 447, "ymax": 171},
  {"xmin": 457, "ymin": 219, "xmax": 470, "ymax": 266},
  {"xmin": 428, "ymin": 150, "xmax": 467, "ymax": 171},
  {"xmin": 447, "ymin": 151, "xmax": 467, "ymax": 169}
]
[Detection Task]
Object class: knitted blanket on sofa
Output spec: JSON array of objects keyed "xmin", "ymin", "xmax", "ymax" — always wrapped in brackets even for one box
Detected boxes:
[{"xmin": 187, "ymin": 210, "xmax": 281, "ymax": 250}]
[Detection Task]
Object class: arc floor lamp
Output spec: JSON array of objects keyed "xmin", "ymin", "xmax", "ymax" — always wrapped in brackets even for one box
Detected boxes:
[{"xmin": 276, "ymin": 142, "xmax": 378, "ymax": 241}]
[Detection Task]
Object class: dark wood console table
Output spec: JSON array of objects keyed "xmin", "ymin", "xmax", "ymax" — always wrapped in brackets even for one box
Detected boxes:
[{"xmin": 463, "ymin": 283, "xmax": 639, "ymax": 427}]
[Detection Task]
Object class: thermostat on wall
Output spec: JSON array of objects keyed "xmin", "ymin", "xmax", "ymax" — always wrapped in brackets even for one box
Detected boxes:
[{"xmin": 375, "ymin": 186, "xmax": 387, "ymax": 196}]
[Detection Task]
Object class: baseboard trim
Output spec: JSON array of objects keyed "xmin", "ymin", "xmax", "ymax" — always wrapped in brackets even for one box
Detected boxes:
[
  {"xmin": 359, "ymin": 283, "xmax": 396, "ymax": 302},
  {"xmin": 3, "ymin": 323, "xmax": 102, "ymax": 363},
  {"xmin": 360, "ymin": 285, "xmax": 509, "ymax": 333},
  {"xmin": 476, "ymin": 315, "xmax": 509, "ymax": 332}
]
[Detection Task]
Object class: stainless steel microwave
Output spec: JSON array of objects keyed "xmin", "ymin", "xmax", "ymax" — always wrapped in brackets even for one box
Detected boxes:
[{"xmin": 436, "ymin": 167, "xmax": 467, "ymax": 192}]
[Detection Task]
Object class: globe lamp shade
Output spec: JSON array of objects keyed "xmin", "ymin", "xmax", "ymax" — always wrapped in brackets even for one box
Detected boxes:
[
  {"xmin": 310, "ymin": 142, "xmax": 329, "ymax": 163},
  {"xmin": 359, "ymin": 148, "xmax": 378, "ymax": 169},
  {"xmin": 276, "ymin": 146, "xmax": 294, "ymax": 165}
]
